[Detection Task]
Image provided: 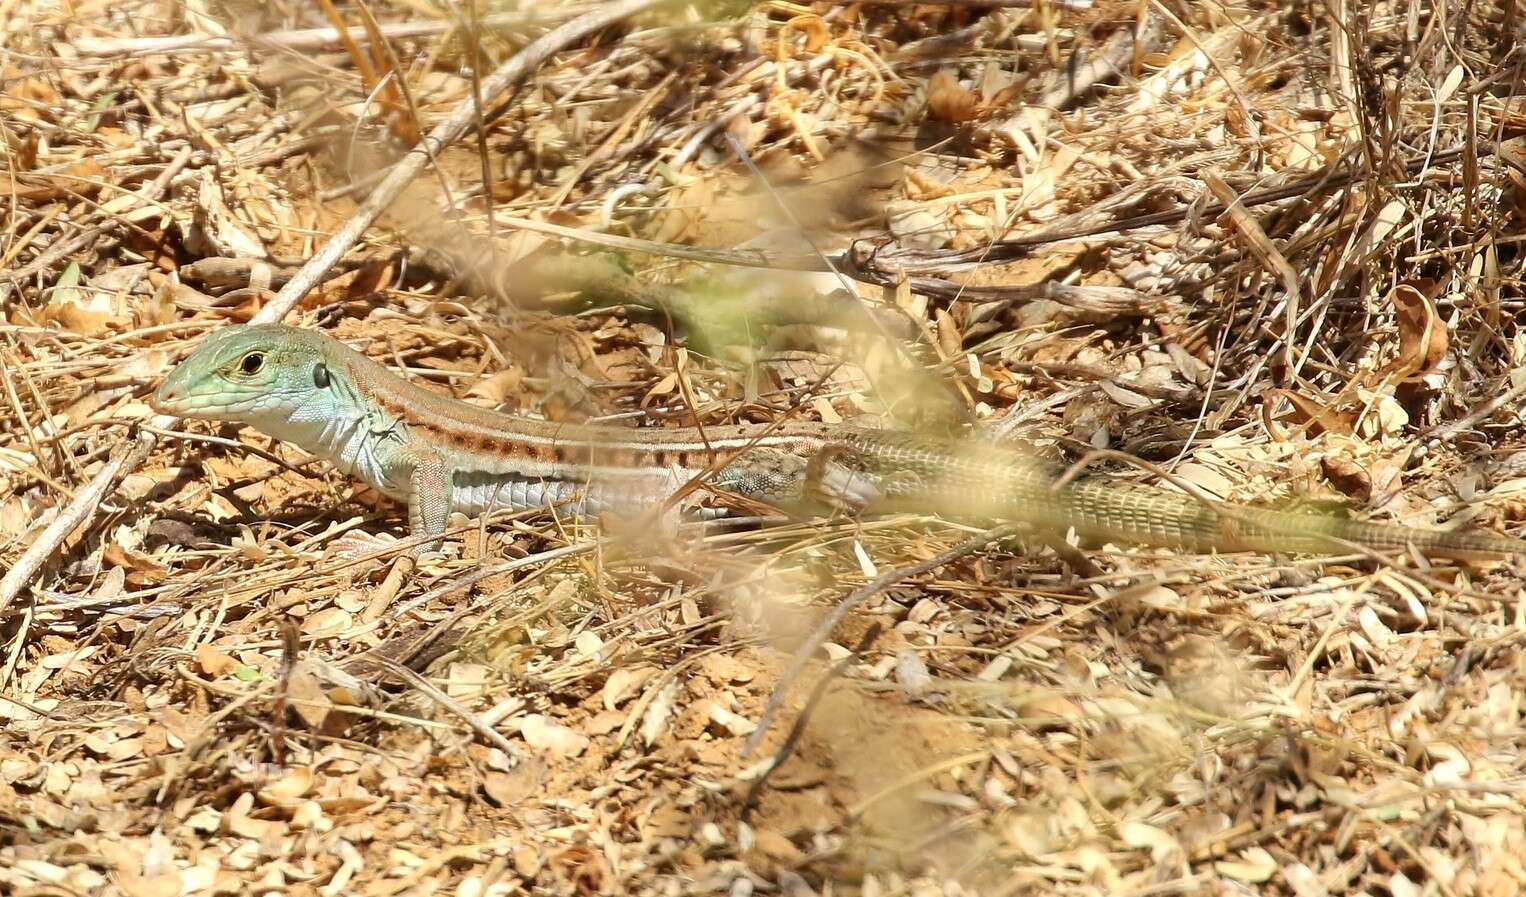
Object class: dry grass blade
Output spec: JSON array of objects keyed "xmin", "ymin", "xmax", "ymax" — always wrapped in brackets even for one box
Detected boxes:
[{"xmin": 1202, "ymin": 170, "xmax": 1303, "ymax": 370}]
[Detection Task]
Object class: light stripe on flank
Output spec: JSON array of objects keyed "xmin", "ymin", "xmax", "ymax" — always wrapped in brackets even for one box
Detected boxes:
[{"xmin": 345, "ymin": 348, "xmax": 828, "ymax": 474}]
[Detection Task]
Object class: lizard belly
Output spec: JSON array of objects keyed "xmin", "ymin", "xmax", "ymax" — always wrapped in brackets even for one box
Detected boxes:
[{"xmin": 449, "ymin": 469, "xmax": 685, "ymax": 518}]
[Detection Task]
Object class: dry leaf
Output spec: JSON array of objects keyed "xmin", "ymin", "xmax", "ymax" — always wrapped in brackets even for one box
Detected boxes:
[
  {"xmin": 707, "ymin": 702, "xmax": 756, "ymax": 737},
  {"xmin": 36, "ymin": 261, "xmax": 130, "ymax": 337},
  {"xmin": 519, "ymin": 713, "xmax": 589, "ymax": 757},
  {"xmin": 195, "ymin": 644, "xmax": 238, "ymax": 677},
  {"xmin": 1119, "ymin": 821, "xmax": 1181, "ymax": 862},
  {"xmin": 40, "ymin": 300, "xmax": 121, "ymax": 337},
  {"xmin": 791, "ymin": 15, "xmax": 830, "ymax": 52},
  {"xmin": 893, "ymin": 649, "xmax": 932, "ymax": 697},
  {"xmin": 1266, "ymin": 388, "xmax": 1355, "ymax": 436},
  {"xmin": 1348, "ymin": 200, "xmax": 1409, "ymax": 268},
  {"xmin": 285, "ymin": 661, "xmax": 334, "ymax": 728},
  {"xmin": 1502, "ymin": 136, "xmax": 1526, "ymax": 196},
  {"xmin": 1282, "ymin": 861, "xmax": 1332, "ymax": 897},
  {"xmin": 102, "ymin": 543, "xmax": 168, "ymax": 581},
  {"xmin": 573, "ymin": 630, "xmax": 604, "ymax": 658},
  {"xmin": 0, "ymin": 496, "xmax": 30, "ymax": 537},
  {"xmin": 927, "ymin": 70, "xmax": 978, "ymax": 122},
  {"xmin": 1356, "ymin": 606, "xmax": 1395, "ymax": 649},
  {"xmin": 1133, "ymin": 585, "xmax": 1184, "ymax": 609},
  {"xmin": 300, "ymin": 607, "xmax": 352, "ymax": 636},
  {"xmin": 640, "ymin": 679, "xmax": 680, "ymax": 748},
  {"xmin": 446, "ymin": 662, "xmax": 490, "ymax": 701},
  {"xmin": 1174, "ymin": 462, "xmax": 1234, "ymax": 499},
  {"xmin": 1356, "ymin": 387, "xmax": 1410, "ymax": 438},
  {"xmin": 1320, "ymin": 455, "xmax": 1372, "ymax": 501},
  {"xmin": 464, "ymin": 367, "xmax": 524, "ymax": 406},
  {"xmin": 0, "ymin": 157, "xmax": 106, "ymax": 201},
  {"xmin": 1098, "ymin": 379, "xmax": 1153, "ymax": 409},
  {"xmin": 257, "ymin": 766, "xmax": 314, "ymax": 806},
  {"xmin": 483, "ymin": 758, "xmax": 547, "ymax": 806},
  {"xmin": 603, "ymin": 666, "xmax": 656, "ymax": 711},
  {"xmin": 191, "ymin": 170, "xmax": 266, "ymax": 258},
  {"xmin": 115, "ymin": 871, "xmax": 182, "ymax": 897},
  {"xmin": 1381, "ymin": 281, "xmax": 1448, "ymax": 379},
  {"xmin": 1217, "ymin": 847, "xmax": 1278, "ymax": 882}
]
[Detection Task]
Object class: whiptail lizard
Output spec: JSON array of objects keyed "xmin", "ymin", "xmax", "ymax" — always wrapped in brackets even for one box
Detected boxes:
[{"xmin": 150, "ymin": 324, "xmax": 1526, "ymax": 560}]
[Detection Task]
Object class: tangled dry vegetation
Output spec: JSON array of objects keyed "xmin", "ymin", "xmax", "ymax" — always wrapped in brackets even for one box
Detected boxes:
[{"xmin": 7, "ymin": 0, "xmax": 1526, "ymax": 894}]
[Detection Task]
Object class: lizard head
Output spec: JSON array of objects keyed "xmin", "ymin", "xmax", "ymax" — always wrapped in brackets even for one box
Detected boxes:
[{"xmin": 152, "ymin": 324, "xmax": 336, "ymax": 423}]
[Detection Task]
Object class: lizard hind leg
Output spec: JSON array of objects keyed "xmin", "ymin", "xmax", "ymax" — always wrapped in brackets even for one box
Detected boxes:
[
  {"xmin": 710, "ymin": 444, "xmax": 888, "ymax": 517},
  {"xmin": 804, "ymin": 444, "xmax": 889, "ymax": 514},
  {"xmin": 710, "ymin": 448, "xmax": 815, "ymax": 509},
  {"xmin": 701, "ymin": 442, "xmax": 891, "ymax": 518}
]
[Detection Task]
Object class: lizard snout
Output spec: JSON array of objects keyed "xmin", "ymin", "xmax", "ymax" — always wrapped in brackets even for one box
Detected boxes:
[{"xmin": 150, "ymin": 380, "xmax": 186, "ymax": 414}]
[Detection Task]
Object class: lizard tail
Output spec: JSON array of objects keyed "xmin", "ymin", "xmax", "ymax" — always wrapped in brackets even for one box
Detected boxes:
[
  {"xmin": 1058, "ymin": 479, "xmax": 1526, "ymax": 560},
  {"xmin": 834, "ymin": 430, "xmax": 1525, "ymax": 559}
]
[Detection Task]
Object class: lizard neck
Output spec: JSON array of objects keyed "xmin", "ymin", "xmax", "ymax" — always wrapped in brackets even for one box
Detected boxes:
[{"xmin": 253, "ymin": 356, "xmax": 411, "ymax": 499}]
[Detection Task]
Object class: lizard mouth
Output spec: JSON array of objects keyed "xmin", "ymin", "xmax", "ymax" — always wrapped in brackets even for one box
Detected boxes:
[
  {"xmin": 150, "ymin": 385, "xmax": 287, "ymax": 421},
  {"xmin": 149, "ymin": 386, "xmax": 233, "ymax": 418}
]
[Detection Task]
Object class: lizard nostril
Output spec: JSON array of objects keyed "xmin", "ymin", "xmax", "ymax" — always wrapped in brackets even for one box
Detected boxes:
[{"xmin": 153, "ymin": 386, "xmax": 180, "ymax": 409}]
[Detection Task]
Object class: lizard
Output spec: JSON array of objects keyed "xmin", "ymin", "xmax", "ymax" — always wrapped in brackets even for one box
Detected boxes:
[{"xmin": 149, "ymin": 323, "xmax": 1526, "ymax": 560}]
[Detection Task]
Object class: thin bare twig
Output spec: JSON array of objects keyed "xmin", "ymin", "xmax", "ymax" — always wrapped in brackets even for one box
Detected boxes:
[
  {"xmin": 372, "ymin": 655, "xmax": 528, "ymax": 762},
  {"xmin": 741, "ymin": 623, "xmax": 882, "ymax": 818},
  {"xmin": 71, "ymin": 9, "xmax": 591, "ymax": 56},
  {"xmin": 0, "ymin": 146, "xmax": 194, "ymax": 305},
  {"xmin": 266, "ymin": 0, "xmax": 665, "ymax": 317}
]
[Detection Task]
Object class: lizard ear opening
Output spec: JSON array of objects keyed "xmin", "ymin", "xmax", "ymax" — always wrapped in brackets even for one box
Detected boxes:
[{"xmin": 313, "ymin": 363, "xmax": 330, "ymax": 389}]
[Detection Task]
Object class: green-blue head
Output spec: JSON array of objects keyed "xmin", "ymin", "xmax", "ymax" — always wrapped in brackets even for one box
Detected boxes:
[{"xmin": 152, "ymin": 324, "xmax": 339, "ymax": 423}]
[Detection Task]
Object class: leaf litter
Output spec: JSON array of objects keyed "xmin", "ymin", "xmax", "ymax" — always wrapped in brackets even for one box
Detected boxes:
[{"xmin": 4, "ymin": 1, "xmax": 1526, "ymax": 896}]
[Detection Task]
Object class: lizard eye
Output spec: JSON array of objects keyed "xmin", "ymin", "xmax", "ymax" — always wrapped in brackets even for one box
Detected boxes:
[
  {"xmin": 238, "ymin": 352, "xmax": 265, "ymax": 376},
  {"xmin": 312, "ymin": 363, "xmax": 330, "ymax": 388}
]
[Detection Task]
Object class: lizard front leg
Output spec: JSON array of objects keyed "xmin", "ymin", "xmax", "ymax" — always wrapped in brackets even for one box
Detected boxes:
[{"xmin": 406, "ymin": 453, "xmax": 452, "ymax": 555}]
